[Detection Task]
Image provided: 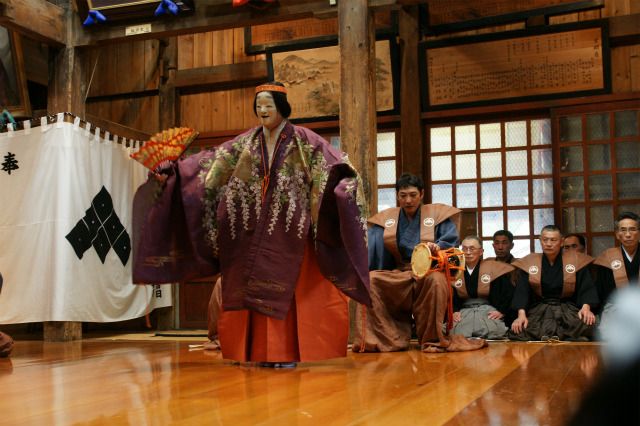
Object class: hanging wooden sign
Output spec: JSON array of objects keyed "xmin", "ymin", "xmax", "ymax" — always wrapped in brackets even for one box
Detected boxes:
[{"xmin": 419, "ymin": 23, "xmax": 610, "ymax": 110}]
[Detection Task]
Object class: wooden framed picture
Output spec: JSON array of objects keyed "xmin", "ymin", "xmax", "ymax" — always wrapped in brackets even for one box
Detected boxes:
[
  {"xmin": 0, "ymin": 27, "xmax": 31, "ymax": 118},
  {"xmin": 419, "ymin": 22, "xmax": 610, "ymax": 111},
  {"xmin": 267, "ymin": 36, "xmax": 398, "ymax": 122},
  {"xmin": 246, "ymin": 11, "xmax": 397, "ymax": 55}
]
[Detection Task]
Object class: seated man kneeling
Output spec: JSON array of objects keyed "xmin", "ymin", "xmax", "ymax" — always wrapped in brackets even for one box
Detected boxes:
[
  {"xmin": 351, "ymin": 174, "xmax": 486, "ymax": 353},
  {"xmin": 452, "ymin": 236, "xmax": 516, "ymax": 340},
  {"xmin": 509, "ymin": 225, "xmax": 598, "ymax": 341}
]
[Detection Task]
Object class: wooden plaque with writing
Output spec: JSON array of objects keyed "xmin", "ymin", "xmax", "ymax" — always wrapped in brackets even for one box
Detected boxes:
[{"xmin": 420, "ymin": 23, "xmax": 610, "ymax": 110}]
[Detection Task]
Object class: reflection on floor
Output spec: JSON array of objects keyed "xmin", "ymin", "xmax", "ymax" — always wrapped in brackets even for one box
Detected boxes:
[{"xmin": 0, "ymin": 338, "xmax": 604, "ymax": 425}]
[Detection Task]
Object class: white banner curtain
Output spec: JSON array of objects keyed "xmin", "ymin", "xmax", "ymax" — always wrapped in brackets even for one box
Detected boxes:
[{"xmin": 0, "ymin": 117, "xmax": 171, "ymax": 323}]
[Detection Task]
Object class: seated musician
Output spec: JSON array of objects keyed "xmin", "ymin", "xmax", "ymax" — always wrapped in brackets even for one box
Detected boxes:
[
  {"xmin": 352, "ymin": 173, "xmax": 486, "ymax": 353},
  {"xmin": 451, "ymin": 236, "xmax": 516, "ymax": 340},
  {"xmin": 509, "ymin": 225, "xmax": 598, "ymax": 341}
]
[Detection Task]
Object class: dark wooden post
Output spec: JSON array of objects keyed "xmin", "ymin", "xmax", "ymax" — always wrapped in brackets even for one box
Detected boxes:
[
  {"xmin": 44, "ymin": 1, "xmax": 87, "ymax": 342},
  {"xmin": 338, "ymin": 0, "xmax": 377, "ymax": 213},
  {"xmin": 339, "ymin": 0, "xmax": 377, "ymax": 342},
  {"xmin": 156, "ymin": 37, "xmax": 178, "ymax": 330},
  {"xmin": 398, "ymin": 5, "xmax": 423, "ymax": 178}
]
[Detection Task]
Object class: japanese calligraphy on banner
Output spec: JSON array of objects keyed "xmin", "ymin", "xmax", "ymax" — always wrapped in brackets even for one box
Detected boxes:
[{"xmin": 422, "ymin": 24, "xmax": 609, "ymax": 108}]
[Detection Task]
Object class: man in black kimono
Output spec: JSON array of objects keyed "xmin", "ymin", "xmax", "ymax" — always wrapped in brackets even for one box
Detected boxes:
[
  {"xmin": 509, "ymin": 225, "xmax": 598, "ymax": 341},
  {"xmin": 451, "ymin": 236, "xmax": 516, "ymax": 339},
  {"xmin": 489, "ymin": 230, "xmax": 516, "ymax": 264},
  {"xmin": 594, "ymin": 211, "xmax": 640, "ymax": 326}
]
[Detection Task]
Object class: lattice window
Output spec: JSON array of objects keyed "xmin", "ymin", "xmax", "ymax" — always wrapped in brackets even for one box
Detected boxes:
[{"xmin": 428, "ymin": 118, "xmax": 553, "ymax": 257}]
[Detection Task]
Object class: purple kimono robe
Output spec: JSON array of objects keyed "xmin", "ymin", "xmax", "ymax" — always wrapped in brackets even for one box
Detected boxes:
[{"xmin": 133, "ymin": 122, "xmax": 371, "ymax": 320}]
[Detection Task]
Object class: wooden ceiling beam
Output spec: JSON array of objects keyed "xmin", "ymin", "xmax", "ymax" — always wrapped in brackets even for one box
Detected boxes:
[
  {"xmin": 173, "ymin": 61, "xmax": 268, "ymax": 91},
  {"xmin": 609, "ymin": 13, "xmax": 640, "ymax": 47},
  {"xmin": 73, "ymin": 0, "xmax": 339, "ymax": 47},
  {"xmin": 0, "ymin": 0, "xmax": 66, "ymax": 46}
]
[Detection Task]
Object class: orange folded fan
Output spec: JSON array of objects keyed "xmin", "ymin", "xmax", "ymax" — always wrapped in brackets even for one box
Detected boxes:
[{"xmin": 130, "ymin": 127, "xmax": 199, "ymax": 171}]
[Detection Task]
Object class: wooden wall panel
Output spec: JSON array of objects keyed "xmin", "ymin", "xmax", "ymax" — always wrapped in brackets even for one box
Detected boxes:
[
  {"xmin": 630, "ymin": 45, "xmax": 640, "ymax": 91},
  {"xmin": 86, "ymin": 40, "xmax": 160, "ymax": 97},
  {"xmin": 180, "ymin": 86, "xmax": 258, "ymax": 133},
  {"xmin": 86, "ymin": 95, "xmax": 158, "ymax": 135}
]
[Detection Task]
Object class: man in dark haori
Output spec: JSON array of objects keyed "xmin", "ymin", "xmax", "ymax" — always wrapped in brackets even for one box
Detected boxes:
[
  {"xmin": 594, "ymin": 211, "xmax": 640, "ymax": 329},
  {"xmin": 451, "ymin": 236, "xmax": 516, "ymax": 339},
  {"xmin": 352, "ymin": 173, "xmax": 486, "ymax": 353},
  {"xmin": 509, "ymin": 225, "xmax": 598, "ymax": 341},
  {"xmin": 487, "ymin": 230, "xmax": 516, "ymax": 264}
]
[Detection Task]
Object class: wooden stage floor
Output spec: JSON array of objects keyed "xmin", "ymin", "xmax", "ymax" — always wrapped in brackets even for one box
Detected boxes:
[{"xmin": 0, "ymin": 337, "xmax": 603, "ymax": 425}]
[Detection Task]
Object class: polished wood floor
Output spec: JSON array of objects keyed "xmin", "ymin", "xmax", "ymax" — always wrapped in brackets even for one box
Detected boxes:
[{"xmin": 0, "ymin": 337, "xmax": 603, "ymax": 425}]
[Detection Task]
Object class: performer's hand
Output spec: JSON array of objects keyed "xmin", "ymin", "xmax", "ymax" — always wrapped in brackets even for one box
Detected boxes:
[
  {"xmin": 511, "ymin": 310, "xmax": 528, "ymax": 334},
  {"xmin": 427, "ymin": 242, "xmax": 440, "ymax": 253},
  {"xmin": 453, "ymin": 311, "xmax": 461, "ymax": 323},
  {"xmin": 578, "ymin": 304, "xmax": 596, "ymax": 325},
  {"xmin": 487, "ymin": 310, "xmax": 504, "ymax": 320}
]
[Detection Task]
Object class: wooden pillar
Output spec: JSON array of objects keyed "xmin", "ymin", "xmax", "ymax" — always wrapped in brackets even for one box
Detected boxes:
[
  {"xmin": 398, "ymin": 5, "xmax": 423, "ymax": 178},
  {"xmin": 45, "ymin": 1, "xmax": 87, "ymax": 342},
  {"xmin": 338, "ymin": 0, "xmax": 377, "ymax": 213},
  {"xmin": 157, "ymin": 37, "xmax": 178, "ymax": 330}
]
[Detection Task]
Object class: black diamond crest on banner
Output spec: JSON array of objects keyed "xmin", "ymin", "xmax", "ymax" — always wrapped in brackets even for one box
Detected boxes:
[{"xmin": 65, "ymin": 186, "xmax": 131, "ymax": 266}]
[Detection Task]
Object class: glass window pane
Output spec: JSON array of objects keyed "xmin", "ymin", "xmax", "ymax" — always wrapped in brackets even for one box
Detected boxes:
[
  {"xmin": 513, "ymin": 239, "xmax": 532, "ymax": 258},
  {"xmin": 560, "ymin": 146, "xmax": 583, "ymax": 172},
  {"xmin": 592, "ymin": 236, "xmax": 615, "ymax": 257},
  {"xmin": 431, "ymin": 156, "xmax": 452, "ymax": 180},
  {"xmin": 482, "ymin": 240, "xmax": 496, "ymax": 258},
  {"xmin": 533, "ymin": 178, "xmax": 554, "ymax": 204},
  {"xmin": 481, "ymin": 181, "xmax": 503, "ymax": 207},
  {"xmin": 480, "ymin": 152, "xmax": 502, "ymax": 178},
  {"xmin": 562, "ymin": 207, "xmax": 586, "ymax": 233},
  {"xmin": 432, "ymin": 184, "xmax": 452, "ymax": 205},
  {"xmin": 560, "ymin": 116, "xmax": 582, "ymax": 142},
  {"xmin": 456, "ymin": 154, "xmax": 477, "ymax": 179},
  {"xmin": 586, "ymin": 113, "xmax": 610, "ymax": 140},
  {"xmin": 588, "ymin": 144, "xmax": 611, "ymax": 171},
  {"xmin": 377, "ymin": 188, "xmax": 396, "ymax": 211},
  {"xmin": 507, "ymin": 180, "xmax": 529, "ymax": 206},
  {"xmin": 507, "ymin": 210, "xmax": 530, "ymax": 236},
  {"xmin": 377, "ymin": 160, "xmax": 396, "ymax": 185},
  {"xmin": 620, "ymin": 203, "xmax": 640, "ymax": 215},
  {"xmin": 505, "ymin": 121, "xmax": 527, "ymax": 147},
  {"xmin": 590, "ymin": 205, "xmax": 614, "ymax": 232},
  {"xmin": 617, "ymin": 172, "xmax": 640, "ymax": 199},
  {"xmin": 377, "ymin": 132, "xmax": 396, "ymax": 157},
  {"xmin": 455, "ymin": 125, "xmax": 476, "ymax": 150},
  {"xmin": 481, "ymin": 210, "xmax": 503, "ymax": 237},
  {"xmin": 616, "ymin": 141, "xmax": 640, "ymax": 169},
  {"xmin": 479, "ymin": 123, "xmax": 501, "ymax": 149},
  {"xmin": 456, "ymin": 183, "xmax": 477, "ymax": 208},
  {"xmin": 531, "ymin": 148, "xmax": 552, "ymax": 175},
  {"xmin": 430, "ymin": 127, "xmax": 451, "ymax": 153},
  {"xmin": 531, "ymin": 119, "xmax": 551, "ymax": 146},
  {"xmin": 615, "ymin": 110, "xmax": 638, "ymax": 137},
  {"xmin": 330, "ymin": 136, "xmax": 341, "ymax": 150},
  {"xmin": 533, "ymin": 208, "xmax": 555, "ymax": 235},
  {"xmin": 561, "ymin": 176, "xmax": 585, "ymax": 202},
  {"xmin": 588, "ymin": 175, "xmax": 612, "ymax": 201},
  {"xmin": 506, "ymin": 150, "xmax": 528, "ymax": 176}
]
